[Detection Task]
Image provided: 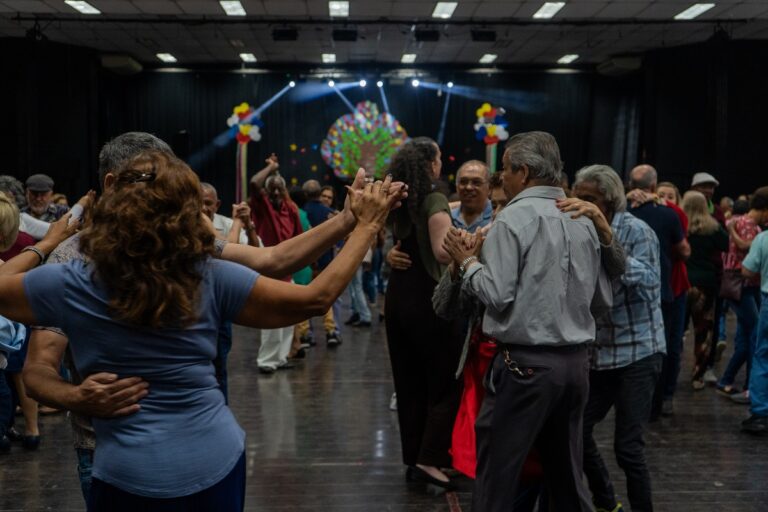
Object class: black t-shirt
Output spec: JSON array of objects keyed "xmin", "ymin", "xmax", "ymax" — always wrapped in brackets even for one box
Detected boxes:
[{"xmin": 628, "ymin": 202, "xmax": 685, "ymax": 303}]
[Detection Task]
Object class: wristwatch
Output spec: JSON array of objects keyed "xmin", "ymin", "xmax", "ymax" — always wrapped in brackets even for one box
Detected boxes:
[{"xmin": 458, "ymin": 256, "xmax": 478, "ymax": 277}]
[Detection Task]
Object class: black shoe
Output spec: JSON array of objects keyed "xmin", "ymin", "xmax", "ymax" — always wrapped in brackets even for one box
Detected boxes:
[
  {"xmin": 277, "ymin": 362, "xmax": 296, "ymax": 370},
  {"xmin": 22, "ymin": 435, "xmax": 40, "ymax": 451},
  {"xmin": 326, "ymin": 332, "xmax": 342, "ymax": 347},
  {"xmin": 407, "ymin": 466, "xmax": 456, "ymax": 491},
  {"xmin": 289, "ymin": 348, "xmax": 306, "ymax": 360},
  {"xmin": 0, "ymin": 435, "xmax": 10, "ymax": 454},
  {"xmin": 344, "ymin": 313, "xmax": 360, "ymax": 326},
  {"xmin": 258, "ymin": 366, "xmax": 276, "ymax": 375},
  {"xmin": 299, "ymin": 334, "xmax": 314, "ymax": 349},
  {"xmin": 352, "ymin": 320, "xmax": 372, "ymax": 328},
  {"xmin": 742, "ymin": 415, "xmax": 768, "ymax": 434},
  {"xmin": 6, "ymin": 427, "xmax": 22, "ymax": 442}
]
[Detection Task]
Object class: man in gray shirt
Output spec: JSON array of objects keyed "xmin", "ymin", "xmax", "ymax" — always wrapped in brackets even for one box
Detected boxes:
[{"xmin": 444, "ymin": 131, "xmax": 611, "ymax": 511}]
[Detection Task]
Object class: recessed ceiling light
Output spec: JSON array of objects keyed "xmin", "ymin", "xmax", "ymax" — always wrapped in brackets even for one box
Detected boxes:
[
  {"xmin": 156, "ymin": 53, "xmax": 178, "ymax": 63},
  {"xmin": 674, "ymin": 3, "xmax": 716, "ymax": 20},
  {"xmin": 557, "ymin": 54, "xmax": 579, "ymax": 64},
  {"xmin": 219, "ymin": 1, "xmax": 246, "ymax": 16},
  {"xmin": 239, "ymin": 53, "xmax": 257, "ymax": 62},
  {"xmin": 432, "ymin": 2, "xmax": 458, "ymax": 19},
  {"xmin": 532, "ymin": 2, "xmax": 565, "ymax": 19},
  {"xmin": 322, "ymin": 53, "xmax": 336, "ymax": 63},
  {"xmin": 329, "ymin": 1, "xmax": 349, "ymax": 17},
  {"xmin": 401, "ymin": 53, "xmax": 417, "ymax": 64},
  {"xmin": 479, "ymin": 53, "xmax": 497, "ymax": 64},
  {"xmin": 328, "ymin": 80, "xmax": 336, "ymax": 87},
  {"xmin": 376, "ymin": 80, "xmax": 384, "ymax": 88},
  {"xmin": 64, "ymin": 1, "xmax": 100, "ymax": 14}
]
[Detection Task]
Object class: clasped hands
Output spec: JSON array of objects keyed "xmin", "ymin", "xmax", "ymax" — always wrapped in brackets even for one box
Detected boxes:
[
  {"xmin": 443, "ymin": 227, "xmax": 484, "ymax": 277},
  {"xmin": 345, "ymin": 168, "xmax": 407, "ymax": 231}
]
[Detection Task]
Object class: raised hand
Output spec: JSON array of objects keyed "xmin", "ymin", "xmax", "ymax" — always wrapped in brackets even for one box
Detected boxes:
[
  {"xmin": 342, "ymin": 169, "xmax": 408, "ymax": 225},
  {"xmin": 38, "ymin": 213, "xmax": 79, "ymax": 254},
  {"xmin": 442, "ymin": 227, "xmax": 483, "ymax": 266},
  {"xmin": 347, "ymin": 175, "xmax": 392, "ymax": 232},
  {"xmin": 265, "ymin": 153, "xmax": 279, "ymax": 172},
  {"xmin": 232, "ymin": 202, "xmax": 251, "ymax": 223}
]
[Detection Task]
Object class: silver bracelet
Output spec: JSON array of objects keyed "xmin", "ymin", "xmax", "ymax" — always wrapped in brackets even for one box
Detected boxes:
[
  {"xmin": 459, "ymin": 256, "xmax": 478, "ymax": 276},
  {"xmin": 21, "ymin": 246, "xmax": 46, "ymax": 266}
]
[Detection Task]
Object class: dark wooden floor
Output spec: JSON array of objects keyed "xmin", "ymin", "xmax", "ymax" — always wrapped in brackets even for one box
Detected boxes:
[{"xmin": 1, "ymin": 304, "xmax": 767, "ymax": 511}]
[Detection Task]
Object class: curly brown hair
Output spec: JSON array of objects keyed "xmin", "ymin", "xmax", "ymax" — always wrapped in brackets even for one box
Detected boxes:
[
  {"xmin": 80, "ymin": 151, "xmax": 216, "ymax": 328},
  {"xmin": 388, "ymin": 137, "xmax": 439, "ymax": 225}
]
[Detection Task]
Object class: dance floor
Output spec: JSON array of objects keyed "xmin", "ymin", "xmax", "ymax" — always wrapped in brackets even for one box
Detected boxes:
[{"xmin": 1, "ymin": 307, "xmax": 767, "ymax": 511}]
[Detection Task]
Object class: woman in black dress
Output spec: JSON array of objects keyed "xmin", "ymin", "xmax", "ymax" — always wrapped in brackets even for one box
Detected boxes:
[{"xmin": 385, "ymin": 137, "xmax": 464, "ymax": 490}]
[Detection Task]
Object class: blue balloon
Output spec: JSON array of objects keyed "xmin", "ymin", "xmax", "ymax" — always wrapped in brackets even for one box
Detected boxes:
[{"xmin": 475, "ymin": 126, "xmax": 487, "ymax": 141}]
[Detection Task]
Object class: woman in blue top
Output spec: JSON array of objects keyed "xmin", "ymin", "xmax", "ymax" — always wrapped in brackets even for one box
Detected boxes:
[{"xmin": 0, "ymin": 151, "xmax": 394, "ymax": 512}]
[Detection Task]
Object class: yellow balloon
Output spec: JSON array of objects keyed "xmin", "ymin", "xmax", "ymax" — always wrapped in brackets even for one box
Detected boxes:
[
  {"xmin": 486, "ymin": 125, "xmax": 497, "ymax": 136},
  {"xmin": 475, "ymin": 108, "xmax": 485, "ymax": 118},
  {"xmin": 239, "ymin": 124, "xmax": 251, "ymax": 135}
]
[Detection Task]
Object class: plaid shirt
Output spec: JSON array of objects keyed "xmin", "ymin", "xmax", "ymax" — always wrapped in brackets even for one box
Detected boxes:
[{"xmin": 592, "ymin": 211, "xmax": 666, "ymax": 370}]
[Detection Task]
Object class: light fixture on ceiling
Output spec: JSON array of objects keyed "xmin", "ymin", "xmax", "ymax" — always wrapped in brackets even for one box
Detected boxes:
[
  {"xmin": 411, "ymin": 79, "xmax": 420, "ymax": 87},
  {"xmin": 447, "ymin": 81, "xmax": 454, "ymax": 88},
  {"xmin": 64, "ymin": 1, "xmax": 101, "ymax": 14},
  {"xmin": 376, "ymin": 80, "xmax": 384, "ymax": 88},
  {"xmin": 401, "ymin": 53, "xmax": 417, "ymax": 64},
  {"xmin": 239, "ymin": 53, "xmax": 257, "ymax": 63},
  {"xmin": 322, "ymin": 53, "xmax": 337, "ymax": 63},
  {"xmin": 156, "ymin": 53, "xmax": 178, "ymax": 63},
  {"xmin": 219, "ymin": 1, "xmax": 246, "ymax": 16},
  {"xmin": 328, "ymin": 80, "xmax": 336, "ymax": 87},
  {"xmin": 359, "ymin": 79, "xmax": 367, "ymax": 87},
  {"xmin": 289, "ymin": 81, "xmax": 296, "ymax": 87},
  {"xmin": 329, "ymin": 1, "xmax": 349, "ymax": 17},
  {"xmin": 479, "ymin": 53, "xmax": 497, "ymax": 64},
  {"xmin": 674, "ymin": 3, "xmax": 716, "ymax": 20},
  {"xmin": 532, "ymin": 2, "xmax": 565, "ymax": 19},
  {"xmin": 557, "ymin": 54, "xmax": 579, "ymax": 64},
  {"xmin": 432, "ymin": 2, "xmax": 458, "ymax": 19}
]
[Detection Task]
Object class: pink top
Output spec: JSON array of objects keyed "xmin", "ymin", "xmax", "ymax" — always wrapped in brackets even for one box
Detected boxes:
[{"xmin": 724, "ymin": 214, "xmax": 761, "ymax": 288}]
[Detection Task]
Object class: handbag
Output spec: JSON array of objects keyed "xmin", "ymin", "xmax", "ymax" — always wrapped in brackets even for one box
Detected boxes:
[{"xmin": 719, "ymin": 268, "xmax": 744, "ymax": 301}]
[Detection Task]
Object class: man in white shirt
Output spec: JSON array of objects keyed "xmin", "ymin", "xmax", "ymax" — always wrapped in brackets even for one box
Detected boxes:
[{"xmin": 202, "ymin": 182, "xmax": 257, "ymax": 246}]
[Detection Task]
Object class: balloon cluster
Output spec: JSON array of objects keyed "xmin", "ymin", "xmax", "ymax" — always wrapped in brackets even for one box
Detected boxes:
[
  {"xmin": 226, "ymin": 102, "xmax": 263, "ymax": 144},
  {"xmin": 321, "ymin": 101, "xmax": 409, "ymax": 181},
  {"xmin": 474, "ymin": 103, "xmax": 509, "ymax": 145}
]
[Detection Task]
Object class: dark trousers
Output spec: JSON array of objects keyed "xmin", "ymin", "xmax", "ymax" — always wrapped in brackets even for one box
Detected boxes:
[
  {"xmin": 472, "ymin": 344, "xmax": 593, "ymax": 512},
  {"xmin": 652, "ymin": 293, "xmax": 687, "ymax": 417},
  {"xmin": 583, "ymin": 353, "xmax": 662, "ymax": 512},
  {"xmin": 88, "ymin": 452, "xmax": 245, "ymax": 512},
  {"xmin": 0, "ymin": 370, "xmax": 12, "ymax": 434}
]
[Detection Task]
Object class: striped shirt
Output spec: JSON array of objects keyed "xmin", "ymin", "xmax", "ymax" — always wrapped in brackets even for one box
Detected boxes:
[{"xmin": 593, "ymin": 211, "xmax": 666, "ymax": 370}]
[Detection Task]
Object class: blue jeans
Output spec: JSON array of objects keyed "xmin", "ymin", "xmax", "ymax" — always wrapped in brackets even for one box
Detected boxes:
[
  {"xmin": 348, "ymin": 267, "xmax": 371, "ymax": 322},
  {"xmin": 719, "ymin": 287, "xmax": 761, "ymax": 389},
  {"xmin": 362, "ymin": 268, "xmax": 377, "ymax": 304},
  {"xmin": 662, "ymin": 293, "xmax": 687, "ymax": 399},
  {"xmin": 77, "ymin": 448, "xmax": 94, "ymax": 504},
  {"xmin": 749, "ymin": 293, "xmax": 768, "ymax": 418},
  {"xmin": 718, "ymin": 300, "xmax": 730, "ymax": 341}
]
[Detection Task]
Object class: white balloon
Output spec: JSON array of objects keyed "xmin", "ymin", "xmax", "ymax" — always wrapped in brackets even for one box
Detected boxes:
[
  {"xmin": 226, "ymin": 114, "xmax": 240, "ymax": 127},
  {"xmin": 496, "ymin": 126, "xmax": 510, "ymax": 141},
  {"xmin": 249, "ymin": 127, "xmax": 261, "ymax": 142}
]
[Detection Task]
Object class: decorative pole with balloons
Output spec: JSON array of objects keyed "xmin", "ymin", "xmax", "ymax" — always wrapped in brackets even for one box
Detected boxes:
[
  {"xmin": 473, "ymin": 103, "xmax": 509, "ymax": 173},
  {"xmin": 226, "ymin": 102, "xmax": 263, "ymax": 203}
]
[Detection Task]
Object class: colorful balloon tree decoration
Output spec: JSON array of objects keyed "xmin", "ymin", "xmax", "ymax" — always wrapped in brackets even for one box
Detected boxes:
[
  {"xmin": 226, "ymin": 102, "xmax": 264, "ymax": 203},
  {"xmin": 473, "ymin": 102, "xmax": 509, "ymax": 173},
  {"xmin": 321, "ymin": 101, "xmax": 409, "ymax": 181}
]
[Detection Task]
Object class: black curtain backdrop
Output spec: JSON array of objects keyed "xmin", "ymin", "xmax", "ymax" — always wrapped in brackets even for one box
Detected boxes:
[{"xmin": 2, "ymin": 36, "xmax": 765, "ymax": 214}]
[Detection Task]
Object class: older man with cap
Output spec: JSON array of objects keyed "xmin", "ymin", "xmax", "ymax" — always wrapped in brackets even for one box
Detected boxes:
[
  {"xmin": 23, "ymin": 174, "xmax": 69, "ymax": 222},
  {"xmin": 691, "ymin": 172, "xmax": 726, "ymax": 226}
]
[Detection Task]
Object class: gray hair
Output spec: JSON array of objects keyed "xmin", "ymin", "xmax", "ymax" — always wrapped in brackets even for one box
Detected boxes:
[
  {"xmin": 629, "ymin": 165, "xmax": 657, "ymax": 191},
  {"xmin": 0, "ymin": 175, "xmax": 27, "ymax": 209},
  {"xmin": 200, "ymin": 182, "xmax": 217, "ymax": 197},
  {"xmin": 457, "ymin": 160, "xmax": 490, "ymax": 181},
  {"xmin": 574, "ymin": 164, "xmax": 627, "ymax": 213},
  {"xmin": 503, "ymin": 131, "xmax": 563, "ymax": 186},
  {"xmin": 265, "ymin": 174, "xmax": 286, "ymax": 190},
  {"xmin": 302, "ymin": 179, "xmax": 321, "ymax": 199},
  {"xmin": 98, "ymin": 132, "xmax": 174, "ymax": 186}
]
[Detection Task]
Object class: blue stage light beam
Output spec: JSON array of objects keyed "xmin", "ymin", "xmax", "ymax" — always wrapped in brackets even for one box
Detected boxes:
[
  {"xmin": 436, "ymin": 90, "xmax": 453, "ymax": 146},
  {"xmin": 378, "ymin": 82, "xmax": 390, "ymax": 113},
  {"xmin": 419, "ymin": 81, "xmax": 548, "ymax": 114},
  {"xmin": 332, "ymin": 84, "xmax": 356, "ymax": 112}
]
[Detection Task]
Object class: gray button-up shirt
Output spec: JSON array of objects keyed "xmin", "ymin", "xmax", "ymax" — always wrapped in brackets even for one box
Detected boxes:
[{"xmin": 462, "ymin": 186, "xmax": 612, "ymax": 346}]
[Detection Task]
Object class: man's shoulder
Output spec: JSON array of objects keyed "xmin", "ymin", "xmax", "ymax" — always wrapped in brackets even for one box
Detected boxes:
[
  {"xmin": 213, "ymin": 213, "xmax": 233, "ymax": 228},
  {"xmin": 619, "ymin": 212, "xmax": 657, "ymax": 242},
  {"xmin": 47, "ymin": 233, "xmax": 84, "ymax": 264}
]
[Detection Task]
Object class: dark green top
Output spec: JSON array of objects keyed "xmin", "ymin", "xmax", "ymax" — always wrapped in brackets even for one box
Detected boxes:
[
  {"xmin": 393, "ymin": 191, "xmax": 450, "ymax": 282},
  {"xmin": 686, "ymin": 226, "xmax": 729, "ymax": 289}
]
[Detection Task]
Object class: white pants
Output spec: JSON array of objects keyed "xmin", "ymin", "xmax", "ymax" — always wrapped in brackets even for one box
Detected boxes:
[{"xmin": 257, "ymin": 326, "xmax": 294, "ymax": 370}]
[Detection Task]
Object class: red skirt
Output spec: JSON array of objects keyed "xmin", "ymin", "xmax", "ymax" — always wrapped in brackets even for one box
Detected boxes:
[{"xmin": 450, "ymin": 327, "xmax": 543, "ymax": 482}]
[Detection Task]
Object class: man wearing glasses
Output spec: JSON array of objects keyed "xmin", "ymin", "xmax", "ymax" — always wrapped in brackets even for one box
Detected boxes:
[{"xmin": 451, "ymin": 160, "xmax": 493, "ymax": 234}]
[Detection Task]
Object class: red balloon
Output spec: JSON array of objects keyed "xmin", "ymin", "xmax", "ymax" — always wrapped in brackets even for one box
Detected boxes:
[
  {"xmin": 236, "ymin": 133, "xmax": 250, "ymax": 144},
  {"xmin": 483, "ymin": 135, "xmax": 499, "ymax": 145}
]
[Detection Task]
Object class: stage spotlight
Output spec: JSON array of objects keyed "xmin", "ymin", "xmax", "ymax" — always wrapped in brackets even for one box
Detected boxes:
[
  {"xmin": 328, "ymin": 80, "xmax": 335, "ymax": 87},
  {"xmin": 289, "ymin": 80, "xmax": 296, "ymax": 87},
  {"xmin": 447, "ymin": 81, "xmax": 454, "ymax": 88},
  {"xmin": 376, "ymin": 80, "xmax": 384, "ymax": 88},
  {"xmin": 411, "ymin": 79, "xmax": 420, "ymax": 88},
  {"xmin": 359, "ymin": 79, "xmax": 367, "ymax": 88}
]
